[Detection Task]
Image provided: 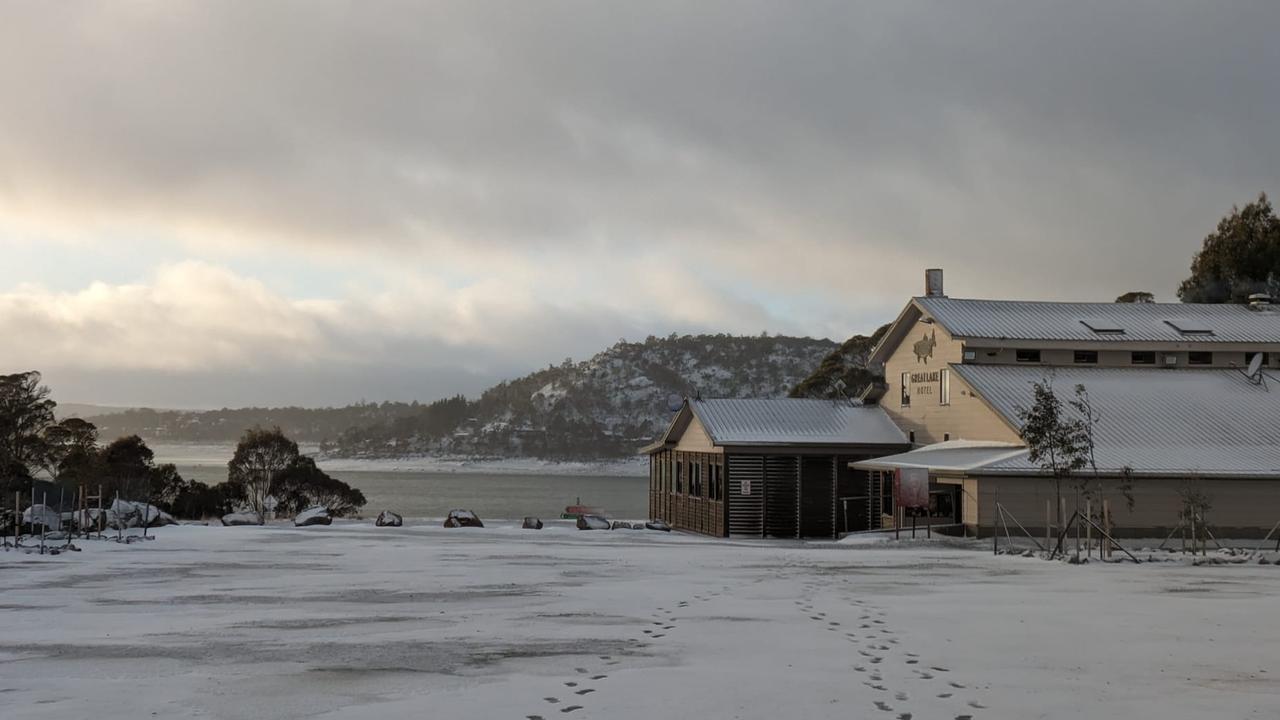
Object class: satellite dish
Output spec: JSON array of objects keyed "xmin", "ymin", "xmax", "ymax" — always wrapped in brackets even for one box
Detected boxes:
[
  {"xmin": 666, "ymin": 394, "xmax": 684, "ymax": 413},
  {"xmin": 1247, "ymin": 352, "xmax": 1264, "ymax": 378}
]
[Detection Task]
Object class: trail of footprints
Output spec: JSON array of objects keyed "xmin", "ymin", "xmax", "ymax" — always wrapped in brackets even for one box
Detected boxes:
[
  {"xmin": 525, "ymin": 585, "xmax": 731, "ymax": 719},
  {"xmin": 793, "ymin": 581, "xmax": 988, "ymax": 720}
]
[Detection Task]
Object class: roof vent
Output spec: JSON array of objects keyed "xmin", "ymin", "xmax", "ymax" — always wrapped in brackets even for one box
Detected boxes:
[
  {"xmin": 1248, "ymin": 293, "xmax": 1273, "ymax": 312},
  {"xmin": 925, "ymin": 268, "xmax": 945, "ymax": 297}
]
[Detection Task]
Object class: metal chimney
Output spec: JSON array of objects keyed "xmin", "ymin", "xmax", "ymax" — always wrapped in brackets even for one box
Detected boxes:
[
  {"xmin": 925, "ymin": 268, "xmax": 945, "ymax": 297},
  {"xmin": 1248, "ymin": 293, "xmax": 1272, "ymax": 312}
]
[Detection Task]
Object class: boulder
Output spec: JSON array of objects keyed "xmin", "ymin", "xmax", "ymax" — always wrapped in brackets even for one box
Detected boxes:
[
  {"xmin": 295, "ymin": 506, "xmax": 333, "ymax": 527},
  {"xmin": 611, "ymin": 521, "xmax": 635, "ymax": 530},
  {"xmin": 644, "ymin": 519, "xmax": 672, "ymax": 532},
  {"xmin": 221, "ymin": 512, "xmax": 262, "ymax": 526},
  {"xmin": 109, "ymin": 499, "xmax": 177, "ymax": 529},
  {"xmin": 577, "ymin": 514, "xmax": 611, "ymax": 530},
  {"xmin": 444, "ymin": 509, "xmax": 483, "ymax": 528},
  {"xmin": 22, "ymin": 504, "xmax": 62, "ymax": 531},
  {"xmin": 375, "ymin": 510, "xmax": 403, "ymax": 527},
  {"xmin": 522, "ymin": 516, "xmax": 544, "ymax": 530}
]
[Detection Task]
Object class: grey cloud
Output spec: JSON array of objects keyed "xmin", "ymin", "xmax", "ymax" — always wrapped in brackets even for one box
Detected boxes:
[{"xmin": 2, "ymin": 2, "xmax": 1279, "ymax": 405}]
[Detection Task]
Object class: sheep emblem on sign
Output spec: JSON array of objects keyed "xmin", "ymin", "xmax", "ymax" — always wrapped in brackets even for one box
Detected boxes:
[{"xmin": 913, "ymin": 329, "xmax": 936, "ymax": 363}]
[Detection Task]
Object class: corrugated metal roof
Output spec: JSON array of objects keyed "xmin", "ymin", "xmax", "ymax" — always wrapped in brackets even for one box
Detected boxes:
[
  {"xmin": 952, "ymin": 364, "xmax": 1280, "ymax": 477},
  {"xmin": 690, "ymin": 398, "xmax": 908, "ymax": 446},
  {"xmin": 851, "ymin": 441, "xmax": 1028, "ymax": 472},
  {"xmin": 917, "ymin": 296, "xmax": 1280, "ymax": 343}
]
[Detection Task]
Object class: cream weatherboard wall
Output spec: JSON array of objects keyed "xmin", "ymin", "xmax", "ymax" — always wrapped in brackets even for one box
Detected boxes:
[
  {"xmin": 672, "ymin": 414, "xmax": 723, "ymax": 454},
  {"xmin": 880, "ymin": 317, "xmax": 1020, "ymax": 445}
]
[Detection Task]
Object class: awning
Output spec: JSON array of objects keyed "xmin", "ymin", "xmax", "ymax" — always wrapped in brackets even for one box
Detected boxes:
[{"xmin": 850, "ymin": 440, "xmax": 1028, "ymax": 473}]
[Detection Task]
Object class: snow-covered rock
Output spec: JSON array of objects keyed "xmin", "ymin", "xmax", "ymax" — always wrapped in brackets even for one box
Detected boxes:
[
  {"xmin": 375, "ymin": 510, "xmax": 403, "ymax": 527},
  {"xmin": 644, "ymin": 519, "xmax": 672, "ymax": 532},
  {"xmin": 522, "ymin": 516, "xmax": 543, "ymax": 529},
  {"xmin": 577, "ymin": 514, "xmax": 611, "ymax": 530},
  {"xmin": 108, "ymin": 499, "xmax": 177, "ymax": 529},
  {"xmin": 220, "ymin": 512, "xmax": 261, "ymax": 526},
  {"xmin": 22, "ymin": 504, "xmax": 62, "ymax": 529},
  {"xmin": 444, "ymin": 509, "xmax": 483, "ymax": 528},
  {"xmin": 295, "ymin": 506, "xmax": 333, "ymax": 527}
]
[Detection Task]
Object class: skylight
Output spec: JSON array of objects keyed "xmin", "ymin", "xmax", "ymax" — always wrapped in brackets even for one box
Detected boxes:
[
  {"xmin": 1080, "ymin": 318, "xmax": 1125, "ymax": 334},
  {"xmin": 1165, "ymin": 318, "xmax": 1214, "ymax": 335}
]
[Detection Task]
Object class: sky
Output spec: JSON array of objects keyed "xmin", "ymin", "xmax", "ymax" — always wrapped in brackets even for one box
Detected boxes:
[{"xmin": 1, "ymin": 2, "xmax": 1278, "ymax": 408}]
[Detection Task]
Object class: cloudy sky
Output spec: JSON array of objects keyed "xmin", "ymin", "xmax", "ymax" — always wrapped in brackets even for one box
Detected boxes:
[{"xmin": 1, "ymin": 2, "xmax": 1277, "ymax": 408}]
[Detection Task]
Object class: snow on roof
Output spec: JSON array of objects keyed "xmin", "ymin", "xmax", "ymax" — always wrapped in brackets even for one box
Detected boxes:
[
  {"xmin": 916, "ymin": 296, "xmax": 1280, "ymax": 343},
  {"xmin": 850, "ymin": 440, "xmax": 1028, "ymax": 472},
  {"xmin": 690, "ymin": 398, "xmax": 908, "ymax": 447},
  {"xmin": 953, "ymin": 364, "xmax": 1280, "ymax": 477}
]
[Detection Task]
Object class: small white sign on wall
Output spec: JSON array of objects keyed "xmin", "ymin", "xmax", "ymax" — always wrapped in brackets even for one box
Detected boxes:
[{"xmin": 741, "ymin": 479, "xmax": 753, "ymax": 496}]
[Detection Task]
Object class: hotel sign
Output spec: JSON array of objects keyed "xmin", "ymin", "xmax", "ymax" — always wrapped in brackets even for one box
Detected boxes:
[{"xmin": 901, "ymin": 368, "xmax": 949, "ymax": 406}]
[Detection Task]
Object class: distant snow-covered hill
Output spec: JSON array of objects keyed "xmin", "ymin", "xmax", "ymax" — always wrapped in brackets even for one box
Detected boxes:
[{"xmin": 329, "ymin": 334, "xmax": 838, "ymax": 459}]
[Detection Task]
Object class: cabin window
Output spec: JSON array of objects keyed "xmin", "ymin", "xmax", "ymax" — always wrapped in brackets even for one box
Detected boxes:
[
  {"xmin": 900, "ymin": 372, "xmax": 911, "ymax": 407},
  {"xmin": 1188, "ymin": 351, "xmax": 1213, "ymax": 365},
  {"xmin": 1074, "ymin": 350, "xmax": 1098, "ymax": 364},
  {"xmin": 1131, "ymin": 351, "xmax": 1156, "ymax": 365},
  {"xmin": 691, "ymin": 461, "xmax": 702, "ymax": 498},
  {"xmin": 939, "ymin": 368, "xmax": 950, "ymax": 405},
  {"xmin": 709, "ymin": 463, "xmax": 721, "ymax": 501},
  {"xmin": 674, "ymin": 460, "xmax": 683, "ymax": 494},
  {"xmin": 1015, "ymin": 349, "xmax": 1041, "ymax": 363},
  {"xmin": 1249, "ymin": 352, "xmax": 1270, "ymax": 366}
]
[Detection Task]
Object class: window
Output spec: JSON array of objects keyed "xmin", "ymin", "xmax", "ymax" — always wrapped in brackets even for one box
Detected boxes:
[
  {"xmin": 1016, "ymin": 349, "xmax": 1041, "ymax": 363},
  {"xmin": 1080, "ymin": 318, "xmax": 1125, "ymax": 334},
  {"xmin": 908, "ymin": 431, "xmax": 916, "ymax": 443},
  {"xmin": 1131, "ymin": 351, "xmax": 1156, "ymax": 365},
  {"xmin": 900, "ymin": 371, "xmax": 911, "ymax": 407},
  {"xmin": 691, "ymin": 462, "xmax": 702, "ymax": 497},
  {"xmin": 710, "ymin": 464, "xmax": 722, "ymax": 501},
  {"xmin": 674, "ymin": 460, "xmax": 683, "ymax": 494},
  {"xmin": 1074, "ymin": 350, "xmax": 1098, "ymax": 364},
  {"xmin": 1249, "ymin": 352, "xmax": 1270, "ymax": 367},
  {"xmin": 1188, "ymin": 351, "xmax": 1213, "ymax": 365},
  {"xmin": 939, "ymin": 368, "xmax": 950, "ymax": 405}
]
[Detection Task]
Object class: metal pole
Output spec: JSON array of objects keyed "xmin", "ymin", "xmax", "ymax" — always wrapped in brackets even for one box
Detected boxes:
[{"xmin": 40, "ymin": 491, "xmax": 47, "ymax": 555}]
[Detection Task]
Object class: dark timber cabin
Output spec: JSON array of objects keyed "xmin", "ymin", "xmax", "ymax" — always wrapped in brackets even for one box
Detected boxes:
[{"xmin": 641, "ymin": 398, "xmax": 911, "ymax": 538}]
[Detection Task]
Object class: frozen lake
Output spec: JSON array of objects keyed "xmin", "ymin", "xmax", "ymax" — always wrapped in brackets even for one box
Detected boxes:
[
  {"xmin": 4, "ymin": 525, "xmax": 1279, "ymax": 719},
  {"xmin": 152, "ymin": 444, "xmax": 649, "ymax": 520}
]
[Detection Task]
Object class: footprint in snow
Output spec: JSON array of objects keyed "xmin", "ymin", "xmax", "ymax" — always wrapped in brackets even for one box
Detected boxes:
[
  {"xmin": 560, "ymin": 706, "xmax": 583, "ymax": 714},
  {"xmin": 866, "ymin": 683, "xmax": 887, "ymax": 691},
  {"xmin": 526, "ymin": 716, "xmax": 544, "ymax": 720},
  {"xmin": 894, "ymin": 691, "xmax": 908, "ymax": 701},
  {"xmin": 564, "ymin": 681, "xmax": 577, "ymax": 687},
  {"xmin": 590, "ymin": 674, "xmax": 606, "ymax": 680},
  {"xmin": 967, "ymin": 701, "xmax": 987, "ymax": 709},
  {"xmin": 937, "ymin": 692, "xmax": 953, "ymax": 699},
  {"xmin": 544, "ymin": 697, "xmax": 560, "ymax": 704},
  {"xmin": 955, "ymin": 715, "xmax": 973, "ymax": 720},
  {"xmin": 931, "ymin": 666, "xmax": 950, "ymax": 672},
  {"xmin": 905, "ymin": 659, "xmax": 918, "ymax": 665},
  {"xmin": 574, "ymin": 689, "xmax": 595, "ymax": 696},
  {"xmin": 574, "ymin": 668, "xmax": 588, "ymax": 674},
  {"xmin": 853, "ymin": 665, "xmax": 866, "ymax": 673},
  {"xmin": 898, "ymin": 714, "xmax": 913, "ymax": 720},
  {"xmin": 873, "ymin": 700, "xmax": 894, "ymax": 712},
  {"xmin": 916, "ymin": 672, "xmax": 934, "ymax": 680},
  {"xmin": 948, "ymin": 681, "xmax": 966, "ymax": 689},
  {"xmin": 870, "ymin": 657, "xmax": 883, "ymax": 664}
]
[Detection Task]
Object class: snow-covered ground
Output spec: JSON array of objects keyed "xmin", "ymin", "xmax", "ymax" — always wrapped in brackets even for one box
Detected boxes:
[{"xmin": 4, "ymin": 525, "xmax": 1279, "ymax": 719}]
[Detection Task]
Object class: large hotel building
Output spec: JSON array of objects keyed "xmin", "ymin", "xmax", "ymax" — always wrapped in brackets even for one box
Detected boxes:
[{"xmin": 645, "ymin": 270, "xmax": 1280, "ymax": 538}]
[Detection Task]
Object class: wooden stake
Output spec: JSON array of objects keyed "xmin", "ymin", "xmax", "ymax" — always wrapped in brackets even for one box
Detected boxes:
[{"xmin": 1086, "ymin": 500, "xmax": 1092, "ymax": 559}]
